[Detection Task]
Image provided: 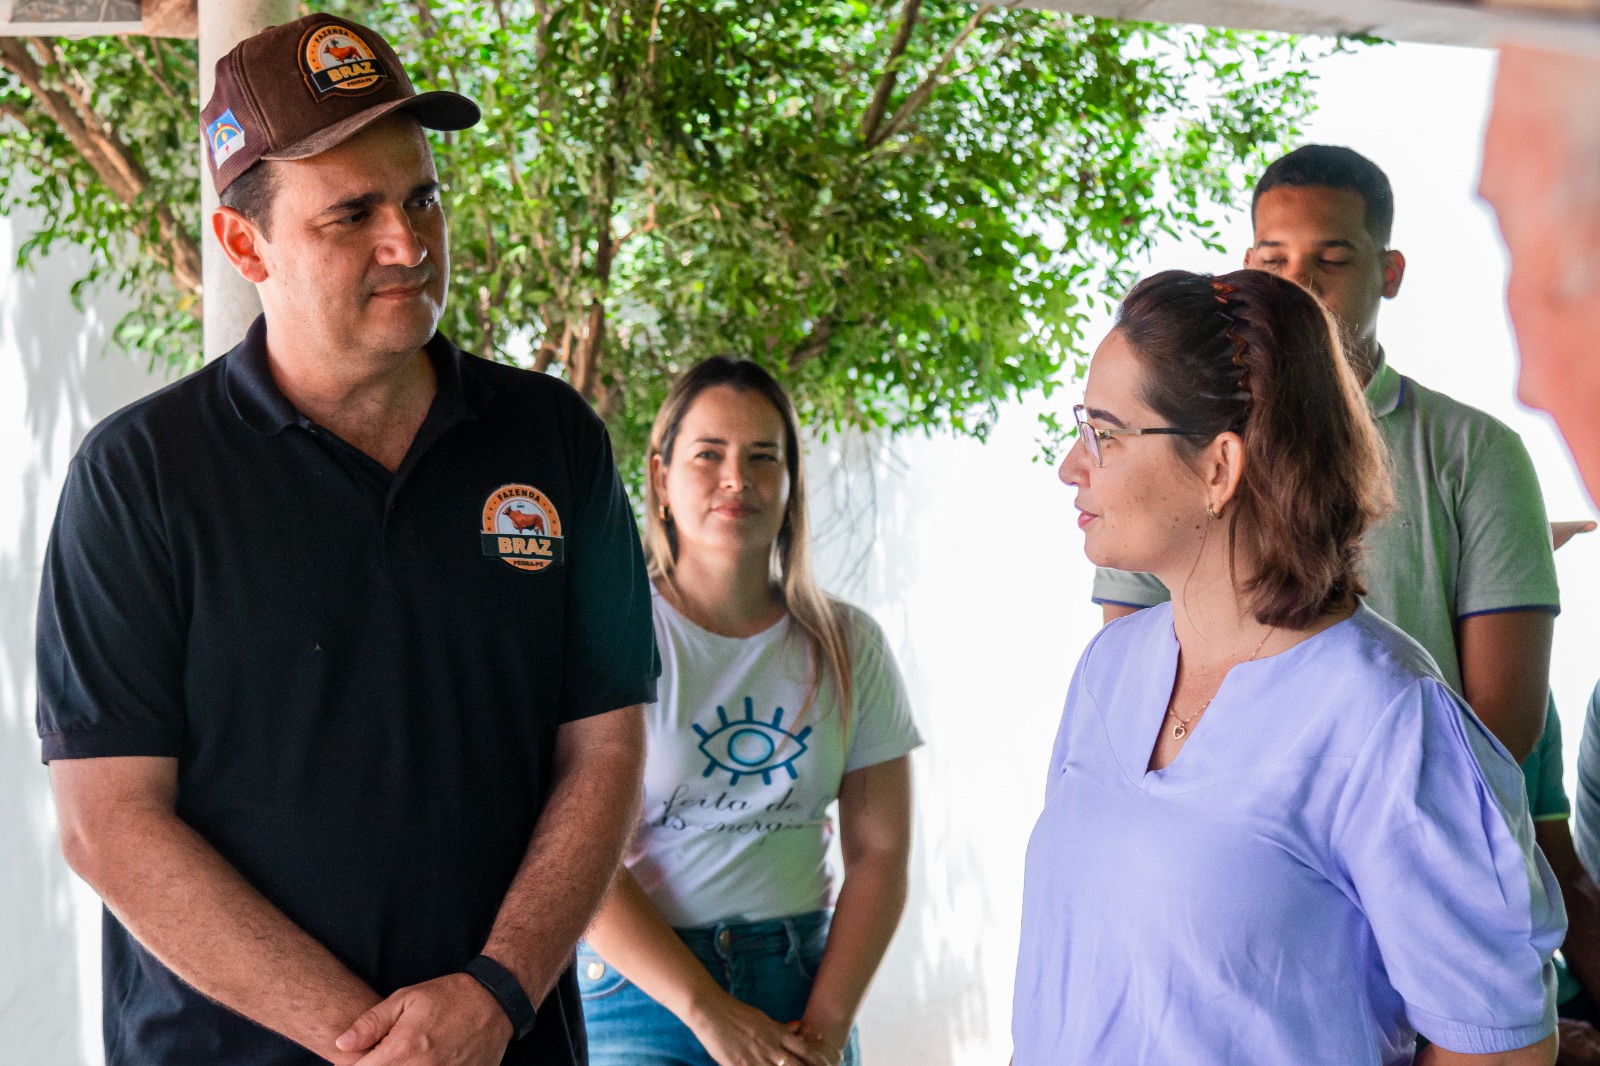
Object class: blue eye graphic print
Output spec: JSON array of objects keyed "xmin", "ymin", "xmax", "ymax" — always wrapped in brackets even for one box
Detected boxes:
[{"xmin": 694, "ymin": 697, "xmax": 811, "ymax": 786}]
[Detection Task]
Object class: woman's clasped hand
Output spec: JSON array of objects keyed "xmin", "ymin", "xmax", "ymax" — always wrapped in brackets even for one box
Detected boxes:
[{"xmin": 681, "ymin": 993, "xmax": 838, "ymax": 1066}]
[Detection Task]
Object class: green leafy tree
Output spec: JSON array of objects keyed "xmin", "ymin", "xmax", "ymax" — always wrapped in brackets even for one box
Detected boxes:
[
  {"xmin": 0, "ymin": 2, "xmax": 1338, "ymax": 468},
  {"xmin": 0, "ymin": 34, "xmax": 201, "ymax": 371}
]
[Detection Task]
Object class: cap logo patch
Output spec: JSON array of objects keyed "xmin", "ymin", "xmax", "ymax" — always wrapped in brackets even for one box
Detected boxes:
[
  {"xmin": 206, "ymin": 109, "xmax": 246, "ymax": 168},
  {"xmin": 481, "ymin": 484, "xmax": 564, "ymax": 572},
  {"xmin": 299, "ymin": 23, "xmax": 388, "ymax": 99}
]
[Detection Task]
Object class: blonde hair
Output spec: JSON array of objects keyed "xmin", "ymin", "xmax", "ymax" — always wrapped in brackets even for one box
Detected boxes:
[{"xmin": 643, "ymin": 356, "xmax": 854, "ymax": 722}]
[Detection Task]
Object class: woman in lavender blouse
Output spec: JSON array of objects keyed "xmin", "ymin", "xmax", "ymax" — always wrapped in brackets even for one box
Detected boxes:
[{"xmin": 1014, "ymin": 269, "xmax": 1562, "ymax": 1065}]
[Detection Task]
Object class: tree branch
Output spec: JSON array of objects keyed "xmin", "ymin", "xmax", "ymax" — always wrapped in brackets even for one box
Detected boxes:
[
  {"xmin": 858, "ymin": 0, "xmax": 923, "ymax": 145},
  {"xmin": 411, "ymin": 0, "xmax": 439, "ymax": 34},
  {"xmin": 571, "ymin": 155, "xmax": 617, "ymax": 402},
  {"xmin": 866, "ymin": 4, "xmax": 995, "ymax": 150},
  {"xmin": 787, "ymin": 315, "xmax": 834, "ymax": 370},
  {"xmin": 533, "ymin": 305, "xmax": 563, "ymax": 372},
  {"xmin": 28, "ymin": 39, "xmax": 142, "ymax": 197},
  {"xmin": 530, "ymin": 0, "xmax": 552, "ymax": 61},
  {"xmin": 408, "ymin": 0, "xmax": 462, "ymax": 95},
  {"xmin": 150, "ymin": 37, "xmax": 175, "ymax": 87},
  {"xmin": 615, "ymin": 199, "xmax": 656, "ymax": 246},
  {"xmin": 477, "ymin": 283, "xmax": 497, "ymax": 360},
  {"xmin": 639, "ymin": 0, "xmax": 663, "ymax": 215},
  {"xmin": 931, "ymin": 35, "xmax": 1018, "ymax": 108},
  {"xmin": 121, "ymin": 35, "xmax": 180, "ymax": 105},
  {"xmin": 527, "ymin": 227, "xmax": 560, "ymax": 287},
  {"xmin": 0, "ymin": 38, "xmax": 202, "ymax": 306}
]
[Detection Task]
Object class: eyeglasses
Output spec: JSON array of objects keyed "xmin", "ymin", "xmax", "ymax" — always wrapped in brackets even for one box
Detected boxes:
[{"xmin": 1072, "ymin": 404, "xmax": 1201, "ymax": 467}]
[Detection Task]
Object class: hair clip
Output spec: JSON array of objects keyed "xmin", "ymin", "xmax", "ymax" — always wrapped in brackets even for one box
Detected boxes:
[
  {"xmin": 1229, "ymin": 331, "xmax": 1252, "ymax": 400},
  {"xmin": 1212, "ymin": 279, "xmax": 1251, "ymax": 399}
]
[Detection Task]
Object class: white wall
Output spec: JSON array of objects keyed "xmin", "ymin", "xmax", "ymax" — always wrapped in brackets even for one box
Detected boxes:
[
  {"xmin": 0, "ymin": 218, "xmax": 161, "ymax": 1061},
  {"xmin": 4, "ymin": 38, "xmax": 1596, "ymax": 1066}
]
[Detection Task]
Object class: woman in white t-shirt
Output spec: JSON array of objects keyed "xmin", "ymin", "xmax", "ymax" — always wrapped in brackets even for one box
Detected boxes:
[{"xmin": 580, "ymin": 357, "xmax": 922, "ymax": 1066}]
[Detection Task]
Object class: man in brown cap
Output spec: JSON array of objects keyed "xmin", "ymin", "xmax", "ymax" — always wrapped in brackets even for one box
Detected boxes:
[{"xmin": 35, "ymin": 14, "xmax": 656, "ymax": 1066}]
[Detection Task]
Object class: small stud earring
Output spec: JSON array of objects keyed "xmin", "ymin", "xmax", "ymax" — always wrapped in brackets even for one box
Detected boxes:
[{"xmin": 1206, "ymin": 503, "xmax": 1221, "ymax": 520}]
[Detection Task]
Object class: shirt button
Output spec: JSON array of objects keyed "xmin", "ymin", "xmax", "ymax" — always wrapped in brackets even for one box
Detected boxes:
[
  {"xmin": 585, "ymin": 961, "xmax": 605, "ymax": 981},
  {"xmin": 717, "ymin": 929, "xmax": 732, "ymax": 949}
]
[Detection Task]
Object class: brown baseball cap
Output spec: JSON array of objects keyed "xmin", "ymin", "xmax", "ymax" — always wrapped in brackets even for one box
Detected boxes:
[{"xmin": 201, "ymin": 13, "xmax": 479, "ymax": 195}]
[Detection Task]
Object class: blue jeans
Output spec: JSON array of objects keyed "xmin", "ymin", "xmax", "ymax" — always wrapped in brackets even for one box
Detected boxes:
[{"xmin": 578, "ymin": 910, "xmax": 862, "ymax": 1066}]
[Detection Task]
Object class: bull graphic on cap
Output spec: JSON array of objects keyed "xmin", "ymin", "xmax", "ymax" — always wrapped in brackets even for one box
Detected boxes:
[{"xmin": 324, "ymin": 40, "xmax": 362, "ymax": 64}]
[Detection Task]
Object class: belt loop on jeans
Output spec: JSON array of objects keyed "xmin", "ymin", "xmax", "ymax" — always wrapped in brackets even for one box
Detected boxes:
[{"xmin": 780, "ymin": 916, "xmax": 803, "ymax": 968}]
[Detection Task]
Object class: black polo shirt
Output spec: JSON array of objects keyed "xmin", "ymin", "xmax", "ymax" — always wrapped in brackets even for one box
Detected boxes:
[{"xmin": 36, "ymin": 317, "xmax": 657, "ymax": 1065}]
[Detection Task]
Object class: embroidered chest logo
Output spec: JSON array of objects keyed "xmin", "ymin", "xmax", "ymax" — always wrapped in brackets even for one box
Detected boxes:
[
  {"xmin": 206, "ymin": 109, "xmax": 246, "ymax": 168},
  {"xmin": 481, "ymin": 484, "xmax": 564, "ymax": 571},
  {"xmin": 298, "ymin": 24, "xmax": 388, "ymax": 99},
  {"xmin": 694, "ymin": 697, "xmax": 811, "ymax": 786}
]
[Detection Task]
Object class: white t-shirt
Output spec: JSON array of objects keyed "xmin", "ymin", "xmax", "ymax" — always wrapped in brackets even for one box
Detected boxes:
[{"xmin": 627, "ymin": 589, "xmax": 922, "ymax": 927}]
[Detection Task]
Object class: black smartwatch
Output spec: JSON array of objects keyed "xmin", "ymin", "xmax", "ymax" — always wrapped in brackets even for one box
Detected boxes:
[{"xmin": 463, "ymin": 954, "xmax": 537, "ymax": 1040}]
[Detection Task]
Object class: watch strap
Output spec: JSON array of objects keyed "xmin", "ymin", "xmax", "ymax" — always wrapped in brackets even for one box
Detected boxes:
[{"xmin": 463, "ymin": 953, "xmax": 537, "ymax": 1040}]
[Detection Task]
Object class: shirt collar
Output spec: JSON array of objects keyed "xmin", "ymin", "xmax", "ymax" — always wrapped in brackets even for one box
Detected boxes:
[
  {"xmin": 1364, "ymin": 347, "xmax": 1404, "ymax": 419},
  {"xmin": 226, "ymin": 315, "xmax": 492, "ymax": 434},
  {"xmin": 225, "ymin": 315, "xmax": 297, "ymax": 434}
]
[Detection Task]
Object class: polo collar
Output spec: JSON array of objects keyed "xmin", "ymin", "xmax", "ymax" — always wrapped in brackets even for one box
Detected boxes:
[
  {"xmin": 226, "ymin": 315, "xmax": 491, "ymax": 435},
  {"xmin": 435, "ymin": 331, "xmax": 496, "ymax": 419},
  {"xmin": 1364, "ymin": 348, "xmax": 1404, "ymax": 419},
  {"xmin": 225, "ymin": 316, "xmax": 297, "ymax": 434}
]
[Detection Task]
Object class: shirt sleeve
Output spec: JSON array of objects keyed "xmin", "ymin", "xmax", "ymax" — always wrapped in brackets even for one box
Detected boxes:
[
  {"xmin": 1576, "ymin": 682, "xmax": 1600, "ymax": 880},
  {"xmin": 1090, "ymin": 567, "xmax": 1170, "ymax": 609},
  {"xmin": 1331, "ymin": 678, "xmax": 1563, "ymax": 1054},
  {"xmin": 1042, "ymin": 621, "xmax": 1111, "ymax": 798},
  {"xmin": 841, "ymin": 608, "xmax": 922, "ymax": 773},
  {"xmin": 37, "ymin": 456, "xmax": 187, "ymax": 762},
  {"xmin": 1455, "ymin": 426, "xmax": 1560, "ymax": 618},
  {"xmin": 558, "ymin": 407, "xmax": 659, "ymax": 723},
  {"xmin": 1524, "ymin": 696, "xmax": 1571, "ymax": 822}
]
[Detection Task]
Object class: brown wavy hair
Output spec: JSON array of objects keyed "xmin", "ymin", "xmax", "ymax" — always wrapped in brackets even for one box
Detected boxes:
[
  {"xmin": 1116, "ymin": 268, "xmax": 1394, "ymax": 629},
  {"xmin": 643, "ymin": 356, "xmax": 853, "ymax": 720}
]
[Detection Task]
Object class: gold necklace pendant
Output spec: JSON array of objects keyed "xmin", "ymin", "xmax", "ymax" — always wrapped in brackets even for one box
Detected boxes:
[
  {"xmin": 1167, "ymin": 699, "xmax": 1208, "ymax": 741},
  {"xmin": 1165, "ymin": 627, "xmax": 1275, "ymax": 748}
]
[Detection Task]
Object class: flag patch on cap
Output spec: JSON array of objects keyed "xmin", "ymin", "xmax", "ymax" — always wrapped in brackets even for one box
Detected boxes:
[
  {"xmin": 206, "ymin": 109, "xmax": 246, "ymax": 168},
  {"xmin": 299, "ymin": 23, "xmax": 388, "ymax": 98}
]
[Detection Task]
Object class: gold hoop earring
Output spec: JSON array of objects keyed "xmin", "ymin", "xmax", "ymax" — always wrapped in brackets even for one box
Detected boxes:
[{"xmin": 659, "ymin": 503, "xmax": 671, "ymax": 523}]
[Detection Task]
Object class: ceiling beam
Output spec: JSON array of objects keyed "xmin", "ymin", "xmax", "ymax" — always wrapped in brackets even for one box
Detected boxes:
[
  {"xmin": 1020, "ymin": 0, "xmax": 1600, "ymax": 53},
  {"xmin": 0, "ymin": 0, "xmax": 195, "ymax": 38}
]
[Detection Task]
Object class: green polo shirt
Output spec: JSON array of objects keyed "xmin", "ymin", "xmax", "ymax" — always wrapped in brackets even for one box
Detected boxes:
[
  {"xmin": 1527, "ymin": 699, "xmax": 1571, "ymax": 824},
  {"xmin": 1524, "ymin": 698, "xmax": 1581, "ymax": 1005},
  {"xmin": 1090, "ymin": 351, "xmax": 1562, "ymax": 695}
]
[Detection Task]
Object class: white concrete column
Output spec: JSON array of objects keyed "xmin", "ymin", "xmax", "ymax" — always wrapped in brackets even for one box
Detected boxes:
[{"xmin": 199, "ymin": 0, "xmax": 297, "ymax": 361}]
